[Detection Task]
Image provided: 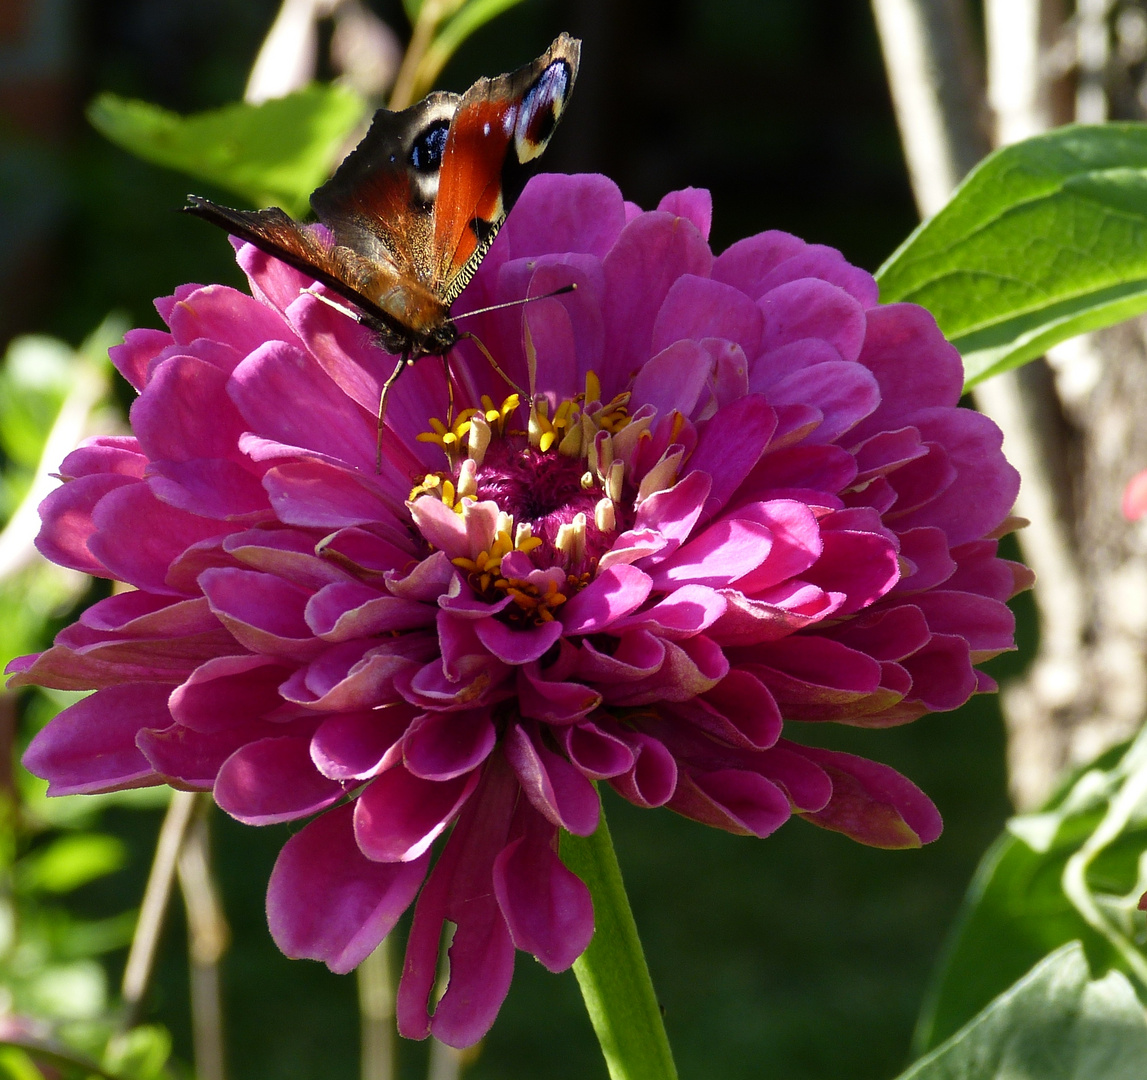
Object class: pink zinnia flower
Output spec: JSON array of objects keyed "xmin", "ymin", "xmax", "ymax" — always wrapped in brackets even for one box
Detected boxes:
[{"xmin": 11, "ymin": 174, "xmax": 1027, "ymax": 1047}]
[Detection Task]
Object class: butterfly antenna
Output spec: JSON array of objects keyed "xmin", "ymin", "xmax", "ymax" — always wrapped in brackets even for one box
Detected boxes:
[
  {"xmin": 453, "ymin": 282, "xmax": 577, "ymax": 321},
  {"xmin": 376, "ymin": 351, "xmax": 411, "ymax": 472},
  {"xmin": 459, "ymin": 332, "xmax": 527, "ymax": 400}
]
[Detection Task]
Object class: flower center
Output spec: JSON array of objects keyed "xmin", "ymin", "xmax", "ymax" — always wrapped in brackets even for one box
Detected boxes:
[
  {"xmin": 409, "ymin": 376, "xmax": 637, "ymax": 621},
  {"xmin": 472, "ymin": 443, "xmax": 606, "ymax": 560}
]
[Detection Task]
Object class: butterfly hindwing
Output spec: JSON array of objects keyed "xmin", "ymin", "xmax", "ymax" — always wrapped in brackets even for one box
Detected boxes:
[{"xmin": 433, "ymin": 33, "xmax": 581, "ymax": 302}]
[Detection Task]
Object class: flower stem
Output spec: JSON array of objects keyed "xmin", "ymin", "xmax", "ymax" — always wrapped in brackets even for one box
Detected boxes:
[{"xmin": 560, "ymin": 809, "xmax": 678, "ymax": 1080}]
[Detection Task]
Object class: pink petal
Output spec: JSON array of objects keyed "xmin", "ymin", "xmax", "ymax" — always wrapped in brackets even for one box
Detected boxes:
[
  {"xmin": 631, "ymin": 339, "xmax": 714, "ymax": 419},
  {"xmin": 215, "ymin": 735, "xmax": 342, "ymax": 824},
  {"xmin": 169, "ymin": 654, "xmax": 292, "ymax": 733},
  {"xmin": 403, "ymin": 708, "xmax": 496, "ymax": 781},
  {"xmin": 651, "ymin": 274, "xmax": 762, "ymax": 358},
  {"xmin": 396, "ymin": 758, "xmax": 518, "ymax": 1046},
  {"xmin": 35, "ymin": 474, "xmax": 136, "ymax": 576},
  {"xmin": 648, "ymin": 518, "xmax": 775, "ymax": 589},
  {"xmin": 610, "ymin": 732, "xmax": 677, "ymax": 807},
  {"xmin": 230, "ymin": 340, "xmax": 375, "ymax": 469},
  {"xmin": 759, "ymin": 278, "xmax": 867, "ymax": 362},
  {"xmin": 23, "ymin": 684, "xmax": 168, "ymax": 794},
  {"xmin": 712, "ymin": 230, "xmax": 806, "ymax": 294},
  {"xmin": 310, "ymin": 705, "xmax": 415, "ymax": 780},
  {"xmin": 685, "ymin": 395, "xmax": 777, "ymax": 514},
  {"xmin": 354, "ymin": 766, "xmax": 479, "ymax": 862},
  {"xmin": 504, "ymin": 723, "xmax": 600, "ymax": 836},
  {"xmin": 267, "ymin": 803, "xmax": 429, "ymax": 973},
  {"xmin": 560, "ymin": 564, "xmax": 653, "ymax": 634},
  {"xmin": 473, "ymin": 616, "xmax": 563, "ymax": 665},
  {"xmin": 494, "ymin": 827, "xmax": 593, "ymax": 972},
  {"xmin": 505, "ymin": 173, "xmax": 628, "ymax": 260},
  {"xmin": 795, "ymin": 745, "xmax": 943, "ymax": 848},
  {"xmin": 670, "ymin": 769, "xmax": 791, "ymax": 837},
  {"xmin": 657, "ymin": 187, "xmax": 713, "ymax": 240}
]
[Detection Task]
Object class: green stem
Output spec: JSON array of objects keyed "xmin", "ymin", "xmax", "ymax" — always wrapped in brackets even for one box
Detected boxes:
[{"xmin": 560, "ymin": 808, "xmax": 678, "ymax": 1080}]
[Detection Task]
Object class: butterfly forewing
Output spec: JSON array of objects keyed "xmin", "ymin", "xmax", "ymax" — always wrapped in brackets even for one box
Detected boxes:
[
  {"xmin": 309, "ymin": 93, "xmax": 458, "ymax": 286},
  {"xmin": 432, "ymin": 33, "xmax": 582, "ymax": 303}
]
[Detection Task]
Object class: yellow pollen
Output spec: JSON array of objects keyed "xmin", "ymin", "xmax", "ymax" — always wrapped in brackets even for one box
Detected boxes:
[
  {"xmin": 499, "ymin": 575, "xmax": 569, "ymax": 623},
  {"xmin": 417, "ymin": 411, "xmax": 476, "ymax": 453},
  {"xmin": 584, "ymin": 370, "xmax": 602, "ymax": 406},
  {"xmin": 480, "ymin": 393, "xmax": 520, "ymax": 432}
]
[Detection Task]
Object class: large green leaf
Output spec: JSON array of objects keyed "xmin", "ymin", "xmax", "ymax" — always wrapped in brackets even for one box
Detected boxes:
[
  {"xmin": 895, "ymin": 943, "xmax": 1147, "ymax": 1080},
  {"xmin": 876, "ymin": 124, "xmax": 1147, "ymax": 389},
  {"xmin": 913, "ymin": 731, "xmax": 1147, "ymax": 1053},
  {"xmin": 87, "ymin": 85, "xmax": 368, "ymax": 217}
]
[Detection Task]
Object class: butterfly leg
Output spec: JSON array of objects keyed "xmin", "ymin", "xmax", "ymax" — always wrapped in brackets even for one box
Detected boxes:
[
  {"xmin": 376, "ymin": 350, "xmax": 410, "ymax": 472},
  {"xmin": 301, "ymin": 286, "xmax": 364, "ymax": 324},
  {"xmin": 440, "ymin": 353, "xmax": 455, "ymax": 426}
]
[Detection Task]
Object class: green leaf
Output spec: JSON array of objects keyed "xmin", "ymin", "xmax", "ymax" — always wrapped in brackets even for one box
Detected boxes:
[
  {"xmin": 896, "ymin": 943, "xmax": 1147, "ymax": 1080},
  {"xmin": 16, "ymin": 834, "xmax": 127, "ymax": 894},
  {"xmin": 103, "ymin": 1026, "xmax": 171, "ymax": 1080},
  {"xmin": 560, "ymin": 807, "xmax": 678, "ymax": 1080},
  {"xmin": 876, "ymin": 124, "xmax": 1147, "ymax": 389},
  {"xmin": 433, "ymin": 0, "xmax": 529, "ymax": 65},
  {"xmin": 86, "ymin": 84, "xmax": 368, "ymax": 217},
  {"xmin": 914, "ymin": 731, "xmax": 1147, "ymax": 1053}
]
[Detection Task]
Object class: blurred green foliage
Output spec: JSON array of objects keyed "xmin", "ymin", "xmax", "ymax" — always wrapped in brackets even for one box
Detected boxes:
[
  {"xmin": 914, "ymin": 727, "xmax": 1147, "ymax": 1054},
  {"xmin": 896, "ymin": 944, "xmax": 1147, "ymax": 1080},
  {"xmin": 87, "ymin": 86, "xmax": 369, "ymax": 218}
]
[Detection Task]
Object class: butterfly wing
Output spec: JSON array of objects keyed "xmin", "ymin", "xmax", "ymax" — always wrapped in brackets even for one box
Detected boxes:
[
  {"xmin": 310, "ymin": 93, "xmax": 459, "ymax": 286},
  {"xmin": 185, "ymin": 34, "xmax": 580, "ymax": 352},
  {"xmin": 432, "ymin": 33, "xmax": 581, "ymax": 303}
]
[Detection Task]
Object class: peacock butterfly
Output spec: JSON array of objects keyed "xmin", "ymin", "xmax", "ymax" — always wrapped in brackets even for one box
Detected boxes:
[{"xmin": 185, "ymin": 33, "xmax": 581, "ymax": 436}]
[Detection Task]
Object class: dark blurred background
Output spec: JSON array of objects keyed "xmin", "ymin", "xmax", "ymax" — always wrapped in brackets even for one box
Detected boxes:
[{"xmin": 0, "ymin": 2, "xmax": 1022, "ymax": 1078}]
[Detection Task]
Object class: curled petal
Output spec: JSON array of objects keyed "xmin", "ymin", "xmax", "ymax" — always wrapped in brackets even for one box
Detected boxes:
[
  {"xmin": 354, "ymin": 766, "xmax": 479, "ymax": 862},
  {"xmin": 268, "ymin": 804, "xmax": 429, "ymax": 974},
  {"xmin": 795, "ymin": 745, "xmax": 942, "ymax": 848},
  {"xmin": 494, "ymin": 827, "xmax": 593, "ymax": 972},
  {"xmin": 215, "ymin": 735, "xmax": 342, "ymax": 825}
]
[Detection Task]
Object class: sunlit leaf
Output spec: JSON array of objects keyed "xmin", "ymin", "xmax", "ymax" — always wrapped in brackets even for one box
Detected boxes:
[
  {"xmin": 24, "ymin": 961, "xmax": 106, "ymax": 1021},
  {"xmin": 408, "ymin": 0, "xmax": 529, "ymax": 103},
  {"xmin": 87, "ymin": 85, "xmax": 369, "ymax": 217},
  {"xmin": 876, "ymin": 124, "xmax": 1147, "ymax": 390},
  {"xmin": 914, "ymin": 732, "xmax": 1147, "ymax": 1052},
  {"xmin": 896, "ymin": 944, "xmax": 1147, "ymax": 1080},
  {"xmin": 104, "ymin": 1026, "xmax": 171, "ymax": 1080},
  {"xmin": 0, "ymin": 1045, "xmax": 51, "ymax": 1080},
  {"xmin": 16, "ymin": 834, "xmax": 127, "ymax": 895}
]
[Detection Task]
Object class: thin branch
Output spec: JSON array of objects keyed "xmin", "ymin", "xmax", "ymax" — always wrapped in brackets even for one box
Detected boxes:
[
  {"xmin": 177, "ymin": 800, "xmax": 230, "ymax": 1080},
  {"xmin": 389, "ymin": 0, "xmax": 463, "ymax": 110},
  {"xmin": 869, "ymin": 0, "xmax": 988, "ymax": 217},
  {"xmin": 120, "ymin": 790, "xmax": 199, "ymax": 1027},
  {"xmin": 357, "ymin": 939, "xmax": 395, "ymax": 1080},
  {"xmin": 427, "ymin": 1038, "xmax": 466, "ymax": 1080}
]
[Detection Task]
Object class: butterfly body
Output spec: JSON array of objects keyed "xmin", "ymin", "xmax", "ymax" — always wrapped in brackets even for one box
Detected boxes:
[{"xmin": 185, "ymin": 33, "xmax": 581, "ymax": 363}]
